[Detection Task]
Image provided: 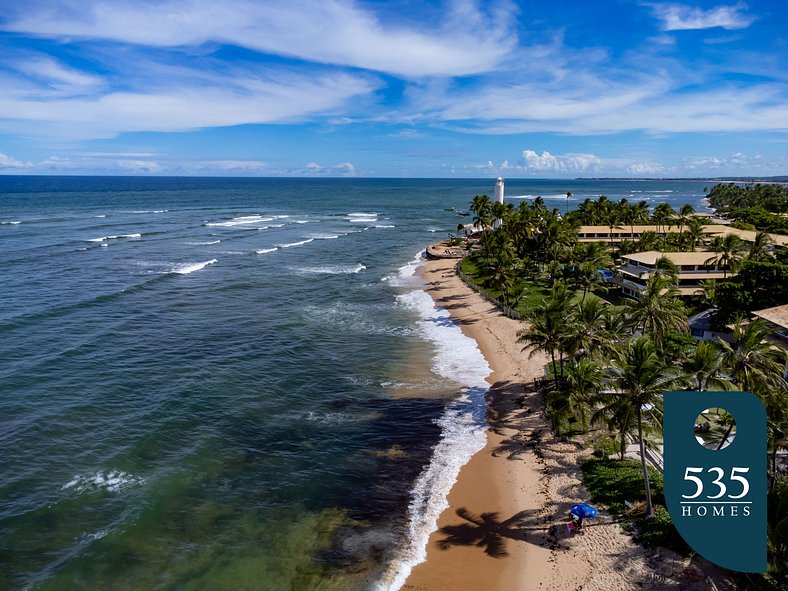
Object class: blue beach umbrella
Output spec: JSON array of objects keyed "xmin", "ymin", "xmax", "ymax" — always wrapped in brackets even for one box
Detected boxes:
[{"xmin": 570, "ymin": 503, "xmax": 598, "ymax": 519}]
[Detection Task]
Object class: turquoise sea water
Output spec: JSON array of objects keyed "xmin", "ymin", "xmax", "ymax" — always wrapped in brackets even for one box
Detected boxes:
[{"xmin": 0, "ymin": 177, "xmax": 712, "ymax": 590}]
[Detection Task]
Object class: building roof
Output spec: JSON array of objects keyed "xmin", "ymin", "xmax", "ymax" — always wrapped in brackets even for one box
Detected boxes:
[
  {"xmin": 752, "ymin": 304, "xmax": 788, "ymax": 331},
  {"xmin": 621, "ymin": 251, "xmax": 720, "ymax": 266},
  {"xmin": 714, "ymin": 227, "xmax": 788, "ymax": 248},
  {"xmin": 576, "ymin": 224, "xmax": 788, "ymax": 248},
  {"xmin": 578, "ymin": 224, "xmax": 726, "ymax": 235}
]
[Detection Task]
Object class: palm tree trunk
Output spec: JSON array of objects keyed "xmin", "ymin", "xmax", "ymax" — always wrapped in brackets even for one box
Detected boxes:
[
  {"xmin": 716, "ymin": 422, "xmax": 735, "ymax": 451},
  {"xmin": 550, "ymin": 350, "xmax": 559, "ymax": 392},
  {"xmin": 637, "ymin": 406, "xmax": 654, "ymax": 517}
]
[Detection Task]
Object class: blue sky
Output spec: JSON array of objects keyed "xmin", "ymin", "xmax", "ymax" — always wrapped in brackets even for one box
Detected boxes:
[{"xmin": 0, "ymin": 0, "xmax": 785, "ymax": 177}]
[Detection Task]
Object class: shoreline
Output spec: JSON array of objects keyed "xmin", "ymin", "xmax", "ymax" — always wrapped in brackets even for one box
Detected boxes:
[{"xmin": 401, "ymin": 257, "xmax": 658, "ymax": 591}]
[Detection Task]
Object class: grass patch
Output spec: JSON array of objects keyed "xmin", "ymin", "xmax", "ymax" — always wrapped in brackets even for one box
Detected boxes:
[{"xmin": 580, "ymin": 458, "xmax": 689, "ymax": 555}]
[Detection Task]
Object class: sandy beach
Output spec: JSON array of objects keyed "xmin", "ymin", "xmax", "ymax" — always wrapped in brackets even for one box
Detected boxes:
[{"xmin": 402, "ymin": 257, "xmax": 660, "ymax": 591}]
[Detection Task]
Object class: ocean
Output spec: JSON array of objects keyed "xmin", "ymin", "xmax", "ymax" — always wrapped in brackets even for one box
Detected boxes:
[{"xmin": 0, "ymin": 176, "xmax": 712, "ymax": 590}]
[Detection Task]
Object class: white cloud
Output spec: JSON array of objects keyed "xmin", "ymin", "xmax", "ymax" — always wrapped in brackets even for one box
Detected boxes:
[
  {"xmin": 1, "ymin": 0, "xmax": 517, "ymax": 77},
  {"xmin": 0, "ymin": 71, "xmax": 377, "ymax": 139},
  {"xmin": 298, "ymin": 161, "xmax": 357, "ymax": 176},
  {"xmin": 645, "ymin": 2, "xmax": 755, "ymax": 31},
  {"xmin": 520, "ymin": 150, "xmax": 602, "ymax": 172},
  {"xmin": 14, "ymin": 55, "xmax": 104, "ymax": 92},
  {"xmin": 0, "ymin": 152, "xmax": 33, "ymax": 168},
  {"xmin": 626, "ymin": 162, "xmax": 667, "ymax": 175},
  {"xmin": 422, "ymin": 79, "xmax": 788, "ymax": 134}
]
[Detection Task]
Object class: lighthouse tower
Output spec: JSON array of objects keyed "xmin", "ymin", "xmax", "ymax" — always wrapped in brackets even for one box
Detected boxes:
[
  {"xmin": 494, "ymin": 177, "xmax": 504, "ymax": 204},
  {"xmin": 493, "ymin": 177, "xmax": 504, "ymax": 228}
]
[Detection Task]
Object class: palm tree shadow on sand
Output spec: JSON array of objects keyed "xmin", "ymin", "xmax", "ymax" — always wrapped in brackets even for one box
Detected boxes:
[{"xmin": 436, "ymin": 507, "xmax": 551, "ymax": 558}]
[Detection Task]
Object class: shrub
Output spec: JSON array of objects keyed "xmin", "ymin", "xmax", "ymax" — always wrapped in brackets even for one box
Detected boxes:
[
  {"xmin": 636, "ymin": 505, "xmax": 688, "ymax": 554},
  {"xmin": 592, "ymin": 437, "xmax": 617, "ymax": 459}
]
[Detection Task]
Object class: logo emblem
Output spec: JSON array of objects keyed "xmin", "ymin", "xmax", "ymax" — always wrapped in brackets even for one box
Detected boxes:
[{"xmin": 663, "ymin": 391, "xmax": 766, "ymax": 572}]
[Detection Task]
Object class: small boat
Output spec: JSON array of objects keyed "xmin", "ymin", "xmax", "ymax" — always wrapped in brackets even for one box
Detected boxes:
[
  {"xmin": 457, "ymin": 211, "xmax": 471, "ymax": 217},
  {"xmin": 444, "ymin": 207, "xmax": 455, "ymax": 211}
]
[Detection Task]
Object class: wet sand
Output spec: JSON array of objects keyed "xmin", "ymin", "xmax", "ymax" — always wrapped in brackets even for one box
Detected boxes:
[{"xmin": 402, "ymin": 258, "xmax": 658, "ymax": 591}]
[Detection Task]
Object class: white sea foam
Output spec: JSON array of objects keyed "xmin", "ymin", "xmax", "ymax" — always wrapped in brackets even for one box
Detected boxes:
[
  {"xmin": 255, "ymin": 247, "xmax": 278, "ymax": 254},
  {"xmin": 173, "ymin": 259, "xmax": 217, "ymax": 274},
  {"xmin": 646, "ymin": 190, "xmax": 673, "ymax": 193},
  {"xmin": 1, "ymin": 221, "xmax": 22, "ymax": 225},
  {"xmin": 95, "ymin": 215, "xmax": 106, "ymax": 218},
  {"xmin": 293, "ymin": 263, "xmax": 366, "ymax": 275},
  {"xmin": 347, "ymin": 212, "xmax": 378, "ymax": 222},
  {"xmin": 310, "ymin": 233, "xmax": 340, "ymax": 240},
  {"xmin": 278, "ymin": 239, "xmax": 314, "ymax": 248},
  {"xmin": 294, "ymin": 220, "xmax": 310, "ymax": 224},
  {"xmin": 87, "ymin": 233, "xmax": 141, "ymax": 242},
  {"xmin": 77, "ymin": 529, "xmax": 109, "ymax": 543},
  {"xmin": 133, "ymin": 209, "xmax": 167, "ymax": 214},
  {"xmin": 185, "ymin": 240, "xmax": 221, "ymax": 246},
  {"xmin": 378, "ymin": 286, "xmax": 490, "ymax": 591},
  {"xmin": 374, "ymin": 225, "xmax": 396, "ymax": 229},
  {"xmin": 382, "ymin": 250, "xmax": 424, "ymax": 286},
  {"xmin": 62, "ymin": 470, "xmax": 145, "ymax": 494},
  {"xmin": 205, "ymin": 215, "xmax": 274, "ymax": 227}
]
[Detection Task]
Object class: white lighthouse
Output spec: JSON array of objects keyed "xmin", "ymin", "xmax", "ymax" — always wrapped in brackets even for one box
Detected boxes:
[
  {"xmin": 493, "ymin": 177, "xmax": 504, "ymax": 228},
  {"xmin": 494, "ymin": 176, "xmax": 504, "ymax": 204}
]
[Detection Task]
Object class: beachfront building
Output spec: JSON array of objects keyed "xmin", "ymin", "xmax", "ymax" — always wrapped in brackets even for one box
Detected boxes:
[
  {"xmin": 752, "ymin": 304, "xmax": 788, "ymax": 360},
  {"xmin": 577, "ymin": 224, "xmax": 788, "ymax": 249},
  {"xmin": 614, "ymin": 251, "xmax": 729, "ymax": 298},
  {"xmin": 577, "ymin": 224, "xmax": 725, "ymax": 244}
]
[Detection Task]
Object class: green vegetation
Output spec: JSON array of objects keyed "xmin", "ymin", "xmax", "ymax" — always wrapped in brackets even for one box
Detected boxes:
[
  {"xmin": 713, "ymin": 260, "xmax": 788, "ymax": 326},
  {"xmin": 457, "ymin": 191, "xmax": 788, "ymax": 577},
  {"xmin": 581, "ymin": 459, "xmax": 687, "ymax": 553},
  {"xmin": 707, "ymin": 182, "xmax": 788, "ymax": 213}
]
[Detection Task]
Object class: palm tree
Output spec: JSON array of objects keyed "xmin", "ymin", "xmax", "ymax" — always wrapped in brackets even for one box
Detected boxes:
[
  {"xmin": 564, "ymin": 357, "xmax": 604, "ymax": 432},
  {"xmin": 653, "ymin": 256, "xmax": 679, "ymax": 284},
  {"xmin": 568, "ymin": 296, "xmax": 610, "ymax": 359},
  {"xmin": 747, "ymin": 231, "xmax": 775, "ymax": 262},
  {"xmin": 681, "ymin": 341, "xmax": 737, "ymax": 391},
  {"xmin": 624, "ymin": 273, "xmax": 689, "ymax": 345},
  {"xmin": 607, "ymin": 336, "xmax": 689, "ymax": 516},
  {"xmin": 519, "ymin": 284, "xmax": 573, "ymax": 390},
  {"xmin": 685, "ymin": 217, "xmax": 705, "ymax": 251},
  {"xmin": 651, "ymin": 203, "xmax": 676, "ymax": 236},
  {"xmin": 675, "ymin": 203, "xmax": 695, "ymax": 243},
  {"xmin": 716, "ymin": 319, "xmax": 788, "ymax": 452},
  {"xmin": 718, "ymin": 318, "xmax": 788, "ymax": 394},
  {"xmin": 705, "ymin": 234, "xmax": 746, "ymax": 279}
]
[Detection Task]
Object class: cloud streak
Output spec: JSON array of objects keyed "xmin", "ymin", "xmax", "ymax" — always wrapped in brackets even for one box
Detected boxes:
[
  {"xmin": 1, "ymin": 0, "xmax": 517, "ymax": 77},
  {"xmin": 645, "ymin": 2, "xmax": 755, "ymax": 31}
]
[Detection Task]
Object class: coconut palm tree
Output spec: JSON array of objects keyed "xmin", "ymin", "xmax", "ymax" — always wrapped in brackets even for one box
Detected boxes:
[
  {"xmin": 675, "ymin": 203, "xmax": 695, "ymax": 243},
  {"xmin": 715, "ymin": 319, "xmax": 788, "ymax": 452},
  {"xmin": 681, "ymin": 341, "xmax": 737, "ymax": 391},
  {"xmin": 705, "ymin": 234, "xmax": 746, "ymax": 279},
  {"xmin": 685, "ymin": 217, "xmax": 705, "ymax": 251},
  {"xmin": 568, "ymin": 296, "xmax": 610, "ymax": 359},
  {"xmin": 606, "ymin": 336, "xmax": 689, "ymax": 516},
  {"xmin": 563, "ymin": 357, "xmax": 604, "ymax": 432},
  {"xmin": 624, "ymin": 273, "xmax": 689, "ymax": 345},
  {"xmin": 519, "ymin": 283, "xmax": 573, "ymax": 390},
  {"xmin": 651, "ymin": 203, "xmax": 676, "ymax": 236},
  {"xmin": 718, "ymin": 318, "xmax": 788, "ymax": 394},
  {"xmin": 747, "ymin": 231, "xmax": 775, "ymax": 262}
]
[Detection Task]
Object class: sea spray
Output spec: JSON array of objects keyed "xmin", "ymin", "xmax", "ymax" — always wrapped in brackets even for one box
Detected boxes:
[{"xmin": 378, "ymin": 257, "xmax": 491, "ymax": 591}]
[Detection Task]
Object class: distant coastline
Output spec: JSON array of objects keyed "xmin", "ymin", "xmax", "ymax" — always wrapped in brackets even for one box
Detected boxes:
[{"xmin": 576, "ymin": 176, "xmax": 788, "ymax": 182}]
